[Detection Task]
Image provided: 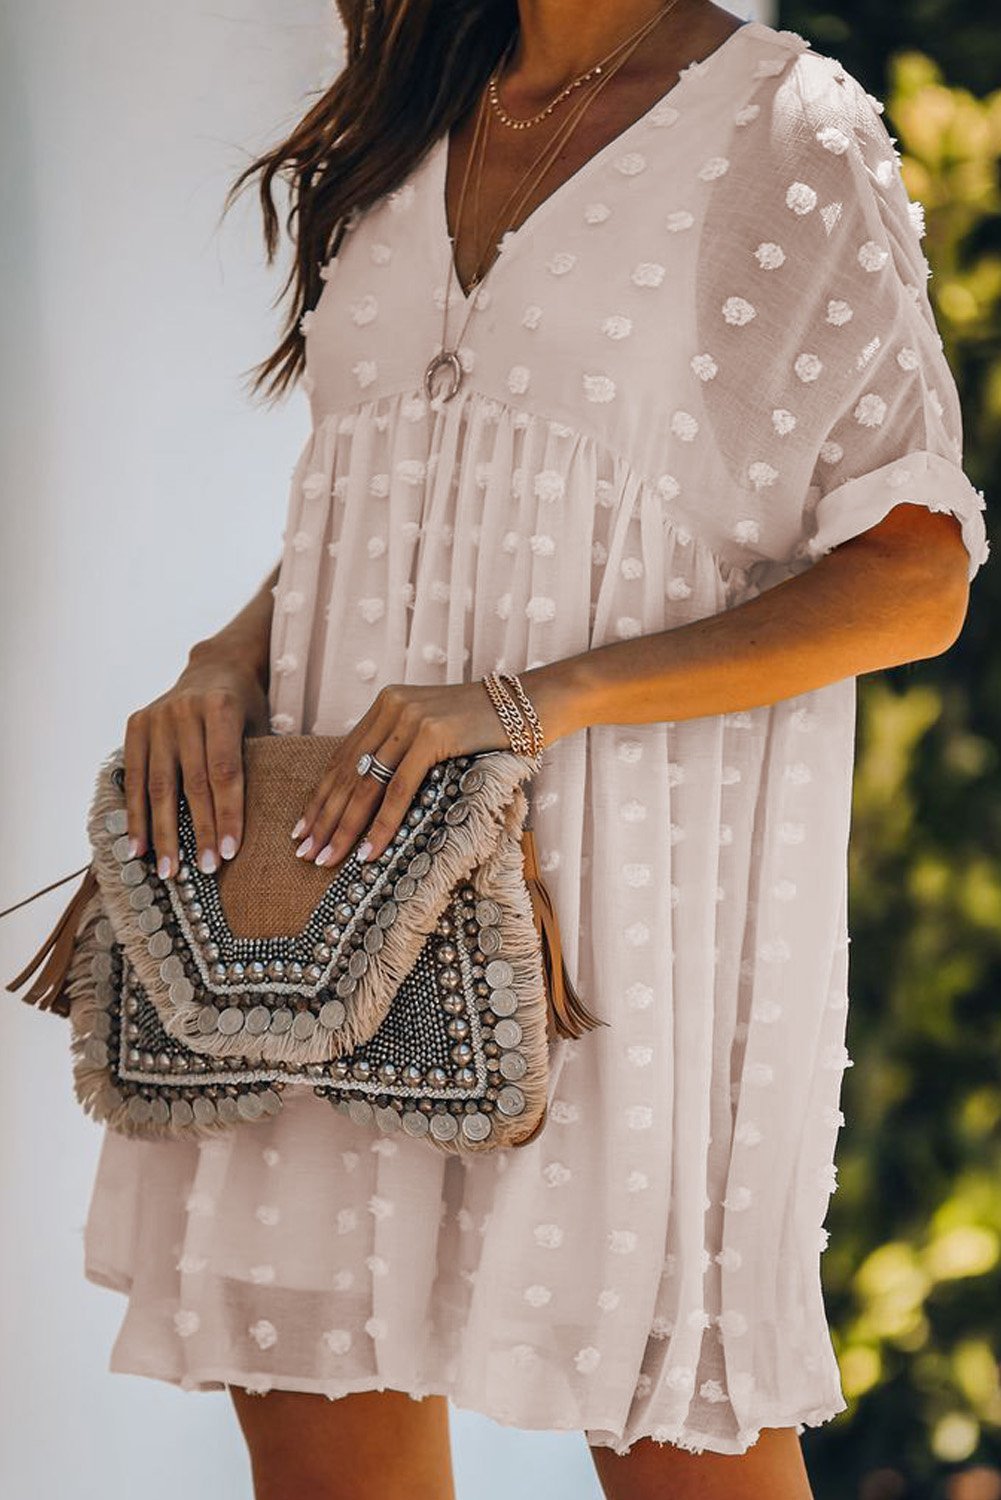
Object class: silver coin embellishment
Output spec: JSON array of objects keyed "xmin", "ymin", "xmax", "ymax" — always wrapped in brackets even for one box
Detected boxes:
[
  {"xmin": 407, "ymin": 850, "xmax": 431, "ymax": 878},
  {"xmin": 475, "ymin": 898, "xmax": 502, "ymax": 927},
  {"xmin": 217, "ymin": 1096, "xmax": 240, "ymax": 1124},
  {"xmin": 192, "ymin": 1097, "xmax": 217, "ymax": 1125},
  {"xmin": 459, "ymin": 767, "xmax": 485, "ymax": 794},
  {"xmin": 494, "ymin": 1019, "xmax": 523, "ymax": 1050},
  {"xmin": 104, "ymin": 808, "xmax": 129, "ymax": 836},
  {"xmin": 426, "ymin": 827, "xmax": 448, "ymax": 853},
  {"xmin": 90, "ymin": 952, "xmax": 113, "ymax": 982},
  {"xmin": 478, "ymin": 927, "xmax": 503, "ymax": 955},
  {"xmin": 170, "ymin": 1099, "xmax": 195, "ymax": 1128},
  {"xmin": 292, "ymin": 1010, "xmax": 317, "ymax": 1041},
  {"xmin": 363, "ymin": 924, "xmax": 385, "ymax": 954},
  {"xmin": 259, "ymin": 1089, "xmax": 282, "ymax": 1115},
  {"xmin": 461, "ymin": 1112, "xmax": 492, "ymax": 1141},
  {"xmin": 196, "ymin": 1005, "xmax": 220, "ymax": 1034},
  {"xmin": 160, "ymin": 954, "xmax": 185, "ymax": 982},
  {"xmin": 348, "ymin": 949, "xmax": 369, "ymax": 979},
  {"xmin": 244, "ymin": 1005, "xmax": 271, "ymax": 1035},
  {"xmin": 430, "ymin": 1112, "xmax": 459, "ymax": 1141},
  {"xmin": 443, "ymin": 799, "xmax": 470, "ymax": 826},
  {"xmin": 129, "ymin": 884, "xmax": 155, "ymax": 910},
  {"xmin": 147, "ymin": 930, "xmax": 173, "ymax": 960},
  {"xmin": 217, "ymin": 1006, "xmax": 245, "ymax": 1035},
  {"xmin": 84, "ymin": 1037, "xmax": 109, "ymax": 1067},
  {"xmin": 347, "ymin": 1099, "xmax": 375, "ymax": 1126},
  {"xmin": 319, "ymin": 999, "xmax": 347, "ymax": 1030},
  {"xmin": 270, "ymin": 1007, "xmax": 294, "ymax": 1033},
  {"xmin": 112, "ymin": 834, "xmax": 133, "ymax": 863},
  {"xmin": 401, "ymin": 1110, "xmax": 430, "ymax": 1137},
  {"xmin": 237, "ymin": 1092, "xmax": 264, "ymax": 1121},
  {"xmin": 499, "ymin": 1051, "xmax": 528, "ymax": 1081},
  {"xmin": 169, "ymin": 978, "xmax": 194, "ymax": 1007},
  {"xmin": 394, "ymin": 875, "xmax": 417, "ymax": 901},
  {"xmin": 374, "ymin": 1105, "xmax": 401, "ymax": 1132},
  {"xmin": 375, "ymin": 899, "xmax": 398, "ymax": 929},
  {"xmin": 488, "ymin": 987, "xmax": 518, "ymax": 1017},
  {"xmin": 121, "ymin": 860, "xmax": 146, "ymax": 887},
  {"xmin": 484, "ymin": 959, "xmax": 514, "ymax": 989},
  {"xmin": 137, "ymin": 906, "xmax": 163, "ymax": 935},
  {"xmin": 496, "ymin": 1084, "xmax": 526, "ymax": 1117},
  {"xmin": 148, "ymin": 1097, "xmax": 171, "ymax": 1126},
  {"xmin": 126, "ymin": 1095, "xmax": 151, "ymax": 1125}
]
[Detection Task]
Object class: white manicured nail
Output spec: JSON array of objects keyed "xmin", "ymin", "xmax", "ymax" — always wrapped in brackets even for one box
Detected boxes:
[
  {"xmin": 291, "ymin": 818, "xmax": 306, "ymax": 840},
  {"xmin": 296, "ymin": 836, "xmax": 315, "ymax": 859},
  {"xmin": 220, "ymin": 835, "xmax": 237, "ymax": 860},
  {"xmin": 157, "ymin": 854, "xmax": 171, "ymax": 879},
  {"xmin": 356, "ymin": 839, "xmax": 372, "ymax": 863},
  {"xmin": 198, "ymin": 848, "xmax": 218, "ymax": 874}
]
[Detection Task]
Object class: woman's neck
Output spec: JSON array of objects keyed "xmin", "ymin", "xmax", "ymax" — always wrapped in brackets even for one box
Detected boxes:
[{"xmin": 508, "ymin": 0, "xmax": 713, "ymax": 94}]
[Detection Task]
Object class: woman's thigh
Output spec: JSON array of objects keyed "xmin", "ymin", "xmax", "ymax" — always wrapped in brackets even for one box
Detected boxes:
[
  {"xmin": 228, "ymin": 1385, "xmax": 457, "ymax": 1500},
  {"xmin": 590, "ymin": 1425, "xmax": 815, "ymax": 1500}
]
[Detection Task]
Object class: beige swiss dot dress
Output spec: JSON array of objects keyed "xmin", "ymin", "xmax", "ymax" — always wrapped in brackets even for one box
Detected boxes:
[{"xmin": 83, "ymin": 20, "xmax": 989, "ymax": 1456}]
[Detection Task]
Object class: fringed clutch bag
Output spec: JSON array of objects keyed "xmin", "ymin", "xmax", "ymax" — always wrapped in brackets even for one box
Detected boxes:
[{"xmin": 5, "ymin": 733, "xmax": 604, "ymax": 1153}]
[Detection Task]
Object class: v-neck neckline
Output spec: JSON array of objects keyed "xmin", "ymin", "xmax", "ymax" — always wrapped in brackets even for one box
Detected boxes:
[{"xmin": 435, "ymin": 18, "xmax": 765, "ymax": 307}]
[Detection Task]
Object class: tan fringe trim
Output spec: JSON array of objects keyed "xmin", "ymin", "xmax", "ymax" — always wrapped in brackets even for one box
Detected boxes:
[
  {"xmin": 64, "ymin": 889, "xmax": 244, "ymax": 1140},
  {"xmin": 439, "ymin": 789, "xmax": 551, "ymax": 1153}
]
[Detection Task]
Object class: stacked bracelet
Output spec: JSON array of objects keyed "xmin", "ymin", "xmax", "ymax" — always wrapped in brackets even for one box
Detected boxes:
[{"xmin": 481, "ymin": 670, "xmax": 546, "ymax": 761}]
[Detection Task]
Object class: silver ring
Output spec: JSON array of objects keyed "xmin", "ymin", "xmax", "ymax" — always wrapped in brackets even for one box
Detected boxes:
[{"xmin": 356, "ymin": 752, "xmax": 394, "ymax": 784}]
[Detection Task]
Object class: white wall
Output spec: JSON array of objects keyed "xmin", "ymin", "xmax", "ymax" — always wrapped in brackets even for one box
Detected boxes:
[{"xmin": 0, "ymin": 3, "xmax": 769, "ymax": 1497}]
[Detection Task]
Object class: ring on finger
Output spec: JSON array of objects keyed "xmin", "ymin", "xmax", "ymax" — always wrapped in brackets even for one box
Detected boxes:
[{"xmin": 356, "ymin": 751, "xmax": 394, "ymax": 784}]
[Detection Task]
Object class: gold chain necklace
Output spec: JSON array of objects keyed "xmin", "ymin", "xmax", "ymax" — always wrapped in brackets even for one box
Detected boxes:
[
  {"xmin": 423, "ymin": 0, "xmax": 682, "ymax": 404},
  {"xmin": 485, "ymin": 6, "xmax": 675, "ymax": 131}
]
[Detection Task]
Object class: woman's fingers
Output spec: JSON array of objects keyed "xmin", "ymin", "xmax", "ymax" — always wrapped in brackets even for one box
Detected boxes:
[
  {"xmin": 202, "ymin": 689, "xmax": 247, "ymax": 862},
  {"xmin": 146, "ymin": 724, "xmax": 182, "ymax": 880},
  {"xmin": 172, "ymin": 704, "xmax": 218, "ymax": 873},
  {"xmin": 122, "ymin": 709, "xmax": 151, "ymax": 859},
  {"xmin": 293, "ymin": 700, "xmax": 393, "ymax": 859},
  {"xmin": 350, "ymin": 737, "xmax": 431, "ymax": 865},
  {"xmin": 310, "ymin": 755, "xmax": 398, "ymax": 870}
]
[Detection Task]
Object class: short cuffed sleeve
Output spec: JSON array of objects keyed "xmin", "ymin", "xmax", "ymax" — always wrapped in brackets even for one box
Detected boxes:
[
  {"xmin": 807, "ymin": 451, "xmax": 988, "ymax": 582},
  {"xmin": 697, "ymin": 45, "xmax": 990, "ymax": 582}
]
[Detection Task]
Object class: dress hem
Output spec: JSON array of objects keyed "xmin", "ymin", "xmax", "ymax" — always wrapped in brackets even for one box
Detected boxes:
[{"xmin": 88, "ymin": 1258, "xmax": 847, "ymax": 1458}]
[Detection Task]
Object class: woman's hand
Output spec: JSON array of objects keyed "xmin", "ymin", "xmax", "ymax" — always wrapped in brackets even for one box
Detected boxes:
[
  {"xmin": 123, "ymin": 647, "xmax": 269, "ymax": 880},
  {"xmin": 291, "ymin": 667, "xmax": 580, "ymax": 871}
]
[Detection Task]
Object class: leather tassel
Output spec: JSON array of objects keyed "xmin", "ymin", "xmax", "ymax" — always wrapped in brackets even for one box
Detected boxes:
[
  {"xmin": 520, "ymin": 827, "xmax": 606, "ymax": 1041},
  {"xmin": 4, "ymin": 864, "xmax": 99, "ymax": 1016}
]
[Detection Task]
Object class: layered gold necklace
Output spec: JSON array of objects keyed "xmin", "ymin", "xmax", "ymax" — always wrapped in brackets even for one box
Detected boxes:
[{"xmin": 423, "ymin": 0, "xmax": 683, "ymax": 404}]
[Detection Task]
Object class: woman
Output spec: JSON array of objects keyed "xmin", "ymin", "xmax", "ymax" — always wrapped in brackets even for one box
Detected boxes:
[{"xmin": 82, "ymin": 1, "xmax": 990, "ymax": 1496}]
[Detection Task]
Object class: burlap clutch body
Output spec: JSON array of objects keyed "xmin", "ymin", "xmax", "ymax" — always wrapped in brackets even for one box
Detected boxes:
[{"xmin": 7, "ymin": 733, "xmax": 602, "ymax": 1154}]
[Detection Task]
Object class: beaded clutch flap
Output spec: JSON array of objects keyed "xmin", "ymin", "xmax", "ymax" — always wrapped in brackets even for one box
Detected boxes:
[{"xmin": 7, "ymin": 734, "xmax": 603, "ymax": 1153}]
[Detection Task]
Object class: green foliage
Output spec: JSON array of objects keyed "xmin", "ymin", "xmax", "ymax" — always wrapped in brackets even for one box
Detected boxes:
[{"xmin": 772, "ymin": 10, "xmax": 1001, "ymax": 1493}]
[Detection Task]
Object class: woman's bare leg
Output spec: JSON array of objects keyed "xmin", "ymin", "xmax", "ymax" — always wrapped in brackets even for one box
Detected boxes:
[
  {"xmin": 590, "ymin": 1425, "xmax": 815, "ymax": 1500},
  {"xmin": 228, "ymin": 1386, "xmax": 457, "ymax": 1500}
]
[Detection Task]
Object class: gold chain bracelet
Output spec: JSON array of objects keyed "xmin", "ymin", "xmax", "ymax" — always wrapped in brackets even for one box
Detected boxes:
[{"xmin": 481, "ymin": 670, "xmax": 545, "ymax": 761}]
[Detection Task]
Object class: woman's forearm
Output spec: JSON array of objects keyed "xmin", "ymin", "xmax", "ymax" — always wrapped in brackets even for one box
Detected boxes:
[
  {"xmin": 187, "ymin": 559, "xmax": 281, "ymax": 692},
  {"xmin": 520, "ymin": 508, "xmax": 972, "ymax": 741}
]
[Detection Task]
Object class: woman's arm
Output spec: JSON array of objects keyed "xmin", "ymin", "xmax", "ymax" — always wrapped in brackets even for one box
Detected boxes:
[
  {"xmin": 279, "ymin": 507, "xmax": 973, "ymax": 872},
  {"xmin": 124, "ymin": 558, "xmax": 281, "ymax": 879},
  {"xmin": 521, "ymin": 503, "xmax": 973, "ymax": 741}
]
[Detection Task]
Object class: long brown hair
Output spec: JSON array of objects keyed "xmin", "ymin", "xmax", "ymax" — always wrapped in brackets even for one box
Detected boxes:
[{"xmin": 223, "ymin": 0, "xmax": 518, "ymax": 405}]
